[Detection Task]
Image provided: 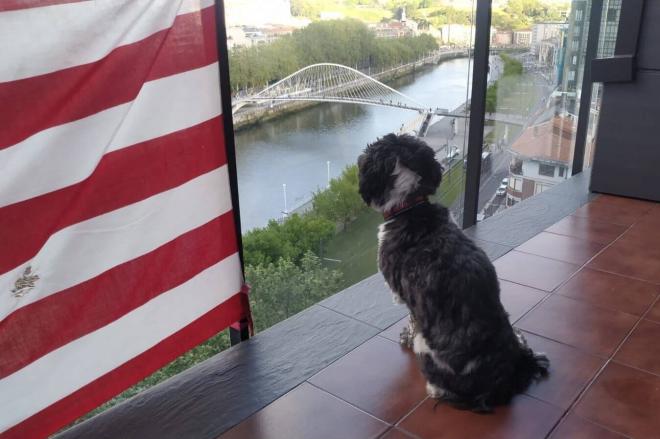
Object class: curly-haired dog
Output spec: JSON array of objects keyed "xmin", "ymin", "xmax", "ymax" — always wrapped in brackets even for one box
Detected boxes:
[{"xmin": 357, "ymin": 133, "xmax": 549, "ymax": 412}]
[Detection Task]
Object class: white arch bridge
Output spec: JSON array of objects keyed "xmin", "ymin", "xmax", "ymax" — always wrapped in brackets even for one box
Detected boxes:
[{"xmin": 231, "ymin": 63, "xmax": 465, "ymax": 135}]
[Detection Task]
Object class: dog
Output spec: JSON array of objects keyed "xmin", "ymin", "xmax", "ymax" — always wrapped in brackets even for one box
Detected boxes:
[{"xmin": 357, "ymin": 133, "xmax": 549, "ymax": 412}]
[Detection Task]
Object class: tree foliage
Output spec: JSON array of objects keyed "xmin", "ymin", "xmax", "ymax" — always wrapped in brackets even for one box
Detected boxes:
[
  {"xmin": 486, "ymin": 81, "xmax": 498, "ymax": 114},
  {"xmin": 246, "ymin": 252, "xmax": 343, "ymax": 331},
  {"xmin": 493, "ymin": 0, "xmax": 570, "ymax": 30},
  {"xmin": 312, "ymin": 164, "xmax": 365, "ymax": 228},
  {"xmin": 229, "ymin": 19, "xmax": 438, "ymax": 90},
  {"xmin": 243, "ymin": 213, "xmax": 335, "ymax": 267}
]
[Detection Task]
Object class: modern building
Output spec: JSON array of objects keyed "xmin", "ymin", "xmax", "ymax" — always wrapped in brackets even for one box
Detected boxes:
[{"xmin": 560, "ymin": 0, "xmax": 621, "ymax": 114}]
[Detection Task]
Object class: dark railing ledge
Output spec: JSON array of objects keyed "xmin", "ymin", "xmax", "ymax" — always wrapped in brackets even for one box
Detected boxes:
[{"xmin": 57, "ymin": 171, "xmax": 594, "ymax": 439}]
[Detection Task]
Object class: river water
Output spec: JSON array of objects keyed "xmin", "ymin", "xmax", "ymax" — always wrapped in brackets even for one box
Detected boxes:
[{"xmin": 235, "ymin": 57, "xmax": 473, "ymax": 231}]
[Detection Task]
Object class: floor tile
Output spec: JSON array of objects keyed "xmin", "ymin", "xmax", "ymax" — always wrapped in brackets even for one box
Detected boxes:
[
  {"xmin": 555, "ymin": 268, "xmax": 659, "ymax": 316},
  {"xmin": 499, "ymin": 280, "xmax": 548, "ymax": 323},
  {"xmin": 309, "ymin": 336, "xmax": 427, "ymax": 424},
  {"xmin": 646, "ymin": 300, "xmax": 660, "ymax": 323},
  {"xmin": 621, "ymin": 208, "xmax": 660, "ymax": 247},
  {"xmin": 398, "ymin": 395, "xmax": 562, "ymax": 439},
  {"xmin": 589, "ymin": 237, "xmax": 660, "ymax": 284},
  {"xmin": 380, "ymin": 317, "xmax": 409, "ymax": 344},
  {"xmin": 614, "ymin": 319, "xmax": 660, "ymax": 376},
  {"xmin": 516, "ymin": 295, "xmax": 638, "ymax": 357},
  {"xmin": 493, "ymin": 251, "xmax": 579, "ymax": 292},
  {"xmin": 575, "ymin": 362, "xmax": 660, "ymax": 439},
  {"xmin": 218, "ymin": 383, "xmax": 388, "ymax": 439},
  {"xmin": 549, "ymin": 414, "xmax": 628, "ymax": 439},
  {"xmin": 522, "ymin": 332, "xmax": 605, "ymax": 409},
  {"xmin": 379, "ymin": 428, "xmax": 417, "ymax": 439},
  {"xmin": 573, "ymin": 197, "xmax": 653, "ymax": 226},
  {"xmin": 516, "ymin": 232, "xmax": 605, "ymax": 265},
  {"xmin": 545, "ymin": 214, "xmax": 628, "ymax": 245}
]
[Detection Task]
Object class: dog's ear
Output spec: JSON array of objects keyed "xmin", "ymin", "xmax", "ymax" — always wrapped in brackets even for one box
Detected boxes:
[
  {"xmin": 396, "ymin": 135, "xmax": 444, "ymax": 196},
  {"xmin": 358, "ymin": 141, "xmax": 398, "ymax": 207}
]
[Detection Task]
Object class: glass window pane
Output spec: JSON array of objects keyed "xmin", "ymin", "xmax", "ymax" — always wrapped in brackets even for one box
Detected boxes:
[
  {"xmin": 478, "ymin": 0, "xmax": 617, "ymax": 220},
  {"xmin": 230, "ymin": 1, "xmax": 475, "ymax": 332}
]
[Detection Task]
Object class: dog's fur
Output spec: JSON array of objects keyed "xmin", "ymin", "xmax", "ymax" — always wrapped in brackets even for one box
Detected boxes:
[{"xmin": 357, "ymin": 133, "xmax": 549, "ymax": 412}]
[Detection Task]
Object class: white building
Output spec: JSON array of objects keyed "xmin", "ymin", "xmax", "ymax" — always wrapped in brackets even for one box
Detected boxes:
[
  {"xmin": 531, "ymin": 22, "xmax": 564, "ymax": 55},
  {"xmin": 439, "ymin": 24, "xmax": 495, "ymax": 46},
  {"xmin": 513, "ymin": 29, "xmax": 533, "ymax": 46},
  {"xmin": 506, "ymin": 116, "xmax": 574, "ymax": 206}
]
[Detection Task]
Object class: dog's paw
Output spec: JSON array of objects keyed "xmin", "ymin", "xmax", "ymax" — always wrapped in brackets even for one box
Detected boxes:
[
  {"xmin": 426, "ymin": 382, "xmax": 445, "ymax": 399},
  {"xmin": 399, "ymin": 325, "xmax": 413, "ymax": 347}
]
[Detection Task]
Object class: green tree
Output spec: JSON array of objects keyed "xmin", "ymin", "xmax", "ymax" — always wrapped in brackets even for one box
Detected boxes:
[
  {"xmin": 243, "ymin": 214, "xmax": 335, "ymax": 266},
  {"xmin": 313, "ymin": 165, "xmax": 365, "ymax": 228},
  {"xmin": 486, "ymin": 82, "xmax": 498, "ymax": 114},
  {"xmin": 246, "ymin": 252, "xmax": 343, "ymax": 331}
]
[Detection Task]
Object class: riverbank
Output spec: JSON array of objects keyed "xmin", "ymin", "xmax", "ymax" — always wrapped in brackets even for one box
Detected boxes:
[{"xmin": 232, "ymin": 51, "xmax": 468, "ymax": 131}]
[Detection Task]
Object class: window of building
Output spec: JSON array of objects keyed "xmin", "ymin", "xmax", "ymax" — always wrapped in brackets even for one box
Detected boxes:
[
  {"xmin": 539, "ymin": 163, "xmax": 555, "ymax": 177},
  {"xmin": 572, "ymin": 55, "xmax": 577, "ymax": 65},
  {"xmin": 575, "ymin": 9, "xmax": 583, "ymax": 22},
  {"xmin": 558, "ymin": 166, "xmax": 565, "ymax": 177},
  {"xmin": 568, "ymin": 70, "xmax": 576, "ymax": 81},
  {"xmin": 607, "ymin": 8, "xmax": 618, "ymax": 22}
]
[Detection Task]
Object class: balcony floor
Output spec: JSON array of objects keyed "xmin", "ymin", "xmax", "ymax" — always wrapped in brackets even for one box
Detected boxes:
[{"xmin": 219, "ymin": 194, "xmax": 660, "ymax": 439}]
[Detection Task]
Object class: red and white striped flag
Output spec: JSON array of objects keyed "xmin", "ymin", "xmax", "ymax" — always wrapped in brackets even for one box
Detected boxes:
[{"xmin": 0, "ymin": 1, "xmax": 251, "ymax": 437}]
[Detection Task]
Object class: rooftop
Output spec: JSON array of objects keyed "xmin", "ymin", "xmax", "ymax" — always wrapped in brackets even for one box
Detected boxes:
[
  {"xmin": 59, "ymin": 173, "xmax": 660, "ymax": 439},
  {"xmin": 510, "ymin": 115, "xmax": 576, "ymax": 164}
]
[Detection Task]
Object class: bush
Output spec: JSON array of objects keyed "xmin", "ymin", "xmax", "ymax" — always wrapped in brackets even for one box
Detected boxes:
[
  {"xmin": 246, "ymin": 252, "xmax": 343, "ymax": 331},
  {"xmin": 243, "ymin": 213, "xmax": 335, "ymax": 266}
]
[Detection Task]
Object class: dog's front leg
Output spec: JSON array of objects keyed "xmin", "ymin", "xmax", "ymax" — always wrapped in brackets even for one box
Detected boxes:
[{"xmin": 399, "ymin": 314, "xmax": 417, "ymax": 349}]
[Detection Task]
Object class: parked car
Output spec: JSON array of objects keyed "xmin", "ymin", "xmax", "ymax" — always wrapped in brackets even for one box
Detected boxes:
[
  {"xmin": 496, "ymin": 183, "xmax": 507, "ymax": 196},
  {"xmin": 447, "ymin": 146, "xmax": 459, "ymax": 160},
  {"xmin": 501, "ymin": 177, "xmax": 509, "ymax": 186}
]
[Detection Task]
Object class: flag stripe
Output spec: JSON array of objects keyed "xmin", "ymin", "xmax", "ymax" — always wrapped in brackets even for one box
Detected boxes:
[
  {"xmin": 0, "ymin": 254, "xmax": 244, "ymax": 435},
  {"xmin": 1, "ymin": 293, "xmax": 249, "ymax": 439},
  {"xmin": 0, "ymin": 116, "xmax": 225, "ymax": 276},
  {"xmin": 0, "ymin": 211, "xmax": 238, "ymax": 379},
  {"xmin": 0, "ymin": 62, "xmax": 222, "ymax": 208},
  {"xmin": 0, "ymin": 1, "xmax": 90, "ymax": 13},
  {"xmin": 0, "ymin": 5, "xmax": 217, "ymax": 149},
  {"xmin": 0, "ymin": 0, "xmax": 214, "ymax": 82},
  {"xmin": 0, "ymin": 166, "xmax": 233, "ymax": 321}
]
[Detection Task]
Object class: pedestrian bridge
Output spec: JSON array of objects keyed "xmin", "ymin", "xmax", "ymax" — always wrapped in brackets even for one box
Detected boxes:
[{"xmin": 232, "ymin": 63, "xmax": 436, "ymax": 114}]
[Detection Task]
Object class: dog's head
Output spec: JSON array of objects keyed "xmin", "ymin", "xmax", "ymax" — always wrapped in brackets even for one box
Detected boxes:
[{"xmin": 357, "ymin": 133, "xmax": 444, "ymax": 212}]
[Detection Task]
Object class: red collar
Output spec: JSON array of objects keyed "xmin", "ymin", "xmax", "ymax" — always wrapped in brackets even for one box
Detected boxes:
[{"xmin": 383, "ymin": 196, "xmax": 429, "ymax": 221}]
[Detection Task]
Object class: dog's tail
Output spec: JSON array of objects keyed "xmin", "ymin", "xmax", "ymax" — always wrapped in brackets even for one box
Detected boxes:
[{"xmin": 512, "ymin": 330, "xmax": 550, "ymax": 393}]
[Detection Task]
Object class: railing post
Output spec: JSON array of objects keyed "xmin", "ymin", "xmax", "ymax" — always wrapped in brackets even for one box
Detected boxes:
[
  {"xmin": 215, "ymin": 0, "xmax": 250, "ymax": 344},
  {"xmin": 462, "ymin": 0, "xmax": 492, "ymax": 229}
]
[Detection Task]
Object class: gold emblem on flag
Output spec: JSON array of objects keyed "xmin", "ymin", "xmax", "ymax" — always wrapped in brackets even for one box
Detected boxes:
[{"xmin": 11, "ymin": 265, "xmax": 39, "ymax": 298}]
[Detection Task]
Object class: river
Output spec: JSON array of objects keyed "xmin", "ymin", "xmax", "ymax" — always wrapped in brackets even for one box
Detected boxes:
[{"xmin": 234, "ymin": 57, "xmax": 473, "ymax": 231}]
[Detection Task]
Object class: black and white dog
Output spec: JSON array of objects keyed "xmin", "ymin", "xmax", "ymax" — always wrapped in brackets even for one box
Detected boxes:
[{"xmin": 357, "ymin": 133, "xmax": 549, "ymax": 412}]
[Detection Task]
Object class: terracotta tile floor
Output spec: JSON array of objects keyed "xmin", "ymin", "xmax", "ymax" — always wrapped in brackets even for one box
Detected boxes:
[{"xmin": 219, "ymin": 196, "xmax": 660, "ymax": 439}]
